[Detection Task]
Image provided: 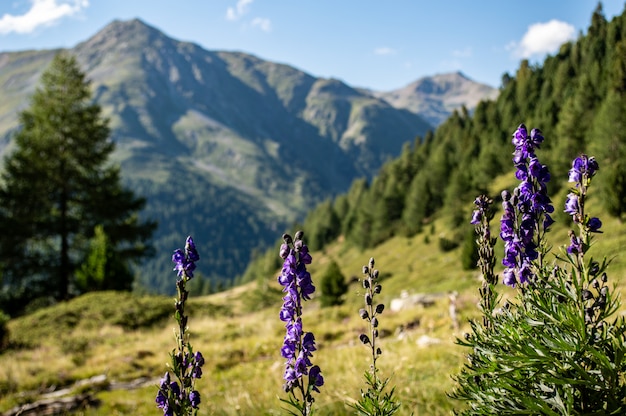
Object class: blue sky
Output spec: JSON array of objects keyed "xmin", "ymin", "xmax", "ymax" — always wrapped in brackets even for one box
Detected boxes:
[{"xmin": 0, "ymin": 1, "xmax": 624, "ymax": 90}]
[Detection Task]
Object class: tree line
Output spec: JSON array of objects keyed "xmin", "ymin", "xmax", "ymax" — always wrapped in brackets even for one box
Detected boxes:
[{"xmin": 241, "ymin": 3, "xmax": 626, "ymax": 282}]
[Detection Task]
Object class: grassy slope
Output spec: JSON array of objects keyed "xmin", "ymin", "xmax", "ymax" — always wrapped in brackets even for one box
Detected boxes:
[{"xmin": 1, "ymin": 176, "xmax": 625, "ymax": 415}]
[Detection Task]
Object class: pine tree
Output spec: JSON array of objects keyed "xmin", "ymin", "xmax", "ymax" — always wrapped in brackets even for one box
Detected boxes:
[
  {"xmin": 0, "ymin": 53, "xmax": 156, "ymax": 313},
  {"xmin": 319, "ymin": 260, "xmax": 348, "ymax": 307}
]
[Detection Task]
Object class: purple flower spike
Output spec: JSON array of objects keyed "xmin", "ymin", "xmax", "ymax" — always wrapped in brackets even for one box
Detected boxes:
[
  {"xmin": 277, "ymin": 231, "xmax": 323, "ymax": 401},
  {"xmin": 500, "ymin": 125, "xmax": 554, "ymax": 287}
]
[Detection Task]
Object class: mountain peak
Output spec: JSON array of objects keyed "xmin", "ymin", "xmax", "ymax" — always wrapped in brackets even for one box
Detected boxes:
[
  {"xmin": 75, "ymin": 18, "xmax": 169, "ymax": 53},
  {"xmin": 373, "ymin": 71, "xmax": 498, "ymax": 126}
]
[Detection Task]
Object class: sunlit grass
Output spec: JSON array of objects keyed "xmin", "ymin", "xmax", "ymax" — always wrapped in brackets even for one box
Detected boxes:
[{"xmin": 1, "ymin": 200, "xmax": 624, "ymax": 414}]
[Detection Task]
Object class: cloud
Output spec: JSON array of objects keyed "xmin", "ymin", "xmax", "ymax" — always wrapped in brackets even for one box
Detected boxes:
[
  {"xmin": 226, "ymin": 0, "xmax": 254, "ymax": 21},
  {"xmin": 374, "ymin": 47, "xmax": 397, "ymax": 56},
  {"xmin": 509, "ymin": 19, "xmax": 576, "ymax": 58},
  {"xmin": 251, "ymin": 17, "xmax": 271, "ymax": 32},
  {"xmin": 0, "ymin": 0, "xmax": 89, "ymax": 35}
]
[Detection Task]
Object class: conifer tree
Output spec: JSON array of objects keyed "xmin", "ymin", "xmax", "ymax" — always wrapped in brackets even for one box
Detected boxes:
[{"xmin": 0, "ymin": 53, "xmax": 156, "ymax": 312}]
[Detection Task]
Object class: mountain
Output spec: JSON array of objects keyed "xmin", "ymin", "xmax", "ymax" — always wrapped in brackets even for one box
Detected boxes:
[
  {"xmin": 0, "ymin": 19, "xmax": 438, "ymax": 293},
  {"xmin": 369, "ymin": 72, "xmax": 499, "ymax": 126}
]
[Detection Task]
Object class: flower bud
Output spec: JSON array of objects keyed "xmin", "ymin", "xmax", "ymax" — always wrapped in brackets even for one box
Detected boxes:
[
  {"xmin": 282, "ymin": 233, "xmax": 292, "ymax": 244},
  {"xmin": 365, "ymin": 293, "xmax": 372, "ymax": 305},
  {"xmin": 369, "ymin": 258, "xmax": 375, "ymax": 268},
  {"xmin": 359, "ymin": 308, "xmax": 369, "ymax": 320},
  {"xmin": 279, "ymin": 243, "xmax": 290, "ymax": 259},
  {"xmin": 362, "ymin": 266, "xmax": 369, "ymax": 275},
  {"xmin": 359, "ymin": 334, "xmax": 370, "ymax": 345},
  {"xmin": 294, "ymin": 230, "xmax": 304, "ymax": 241},
  {"xmin": 373, "ymin": 329, "xmax": 379, "ymax": 338},
  {"xmin": 363, "ymin": 279, "xmax": 370, "ymax": 289},
  {"xmin": 376, "ymin": 347, "xmax": 382, "ymax": 356},
  {"xmin": 375, "ymin": 304, "xmax": 385, "ymax": 314},
  {"xmin": 371, "ymin": 317, "xmax": 379, "ymax": 327},
  {"xmin": 581, "ymin": 289, "xmax": 594, "ymax": 301},
  {"xmin": 372, "ymin": 269, "xmax": 379, "ymax": 279},
  {"xmin": 374, "ymin": 284, "xmax": 382, "ymax": 294}
]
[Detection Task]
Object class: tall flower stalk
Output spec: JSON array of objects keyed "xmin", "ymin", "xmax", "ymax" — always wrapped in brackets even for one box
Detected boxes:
[
  {"xmin": 470, "ymin": 195, "xmax": 498, "ymax": 328},
  {"xmin": 156, "ymin": 236, "xmax": 205, "ymax": 416},
  {"xmin": 278, "ymin": 231, "xmax": 324, "ymax": 416},
  {"xmin": 352, "ymin": 257, "xmax": 400, "ymax": 416}
]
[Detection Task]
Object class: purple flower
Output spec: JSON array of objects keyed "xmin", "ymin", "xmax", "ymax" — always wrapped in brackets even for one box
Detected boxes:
[
  {"xmin": 588, "ymin": 217, "xmax": 602, "ymax": 233},
  {"xmin": 569, "ymin": 155, "xmax": 599, "ymax": 184},
  {"xmin": 191, "ymin": 365, "xmax": 203, "ymax": 379},
  {"xmin": 302, "ymin": 332, "xmax": 317, "ymax": 353},
  {"xmin": 194, "ymin": 351, "xmax": 204, "ymax": 367},
  {"xmin": 564, "ymin": 194, "xmax": 579, "ymax": 217},
  {"xmin": 169, "ymin": 381, "xmax": 180, "ymax": 397},
  {"xmin": 309, "ymin": 365, "xmax": 324, "ymax": 393},
  {"xmin": 567, "ymin": 232, "xmax": 583, "ymax": 255},
  {"xmin": 503, "ymin": 268, "xmax": 517, "ymax": 287},
  {"xmin": 189, "ymin": 390, "xmax": 201, "ymax": 409},
  {"xmin": 185, "ymin": 236, "xmax": 200, "ymax": 262},
  {"xmin": 155, "ymin": 390, "xmax": 168, "ymax": 409},
  {"xmin": 172, "ymin": 236, "xmax": 200, "ymax": 279}
]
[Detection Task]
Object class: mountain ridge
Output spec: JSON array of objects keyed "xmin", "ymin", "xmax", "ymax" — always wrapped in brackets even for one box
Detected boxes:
[{"xmin": 0, "ymin": 18, "xmax": 495, "ymax": 293}]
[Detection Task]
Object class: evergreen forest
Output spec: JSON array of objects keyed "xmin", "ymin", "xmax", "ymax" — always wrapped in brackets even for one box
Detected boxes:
[{"xmin": 241, "ymin": 3, "xmax": 626, "ymax": 284}]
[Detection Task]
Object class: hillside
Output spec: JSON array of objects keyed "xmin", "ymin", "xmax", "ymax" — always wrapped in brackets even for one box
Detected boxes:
[{"xmin": 0, "ymin": 19, "xmax": 435, "ymax": 293}]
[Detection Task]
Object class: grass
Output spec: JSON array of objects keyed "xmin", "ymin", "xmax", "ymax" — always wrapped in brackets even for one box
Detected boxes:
[{"xmin": 1, "ymin": 197, "xmax": 625, "ymax": 414}]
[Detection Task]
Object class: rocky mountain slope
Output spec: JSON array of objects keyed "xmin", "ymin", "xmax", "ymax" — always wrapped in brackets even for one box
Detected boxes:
[
  {"xmin": 370, "ymin": 71, "xmax": 499, "ymax": 126},
  {"xmin": 0, "ymin": 19, "xmax": 494, "ymax": 292}
]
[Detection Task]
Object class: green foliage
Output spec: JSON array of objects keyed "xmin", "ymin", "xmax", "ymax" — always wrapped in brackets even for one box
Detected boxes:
[
  {"xmin": 0, "ymin": 311, "xmax": 8, "ymax": 351},
  {"xmin": 353, "ymin": 371, "xmax": 401, "ymax": 416},
  {"xmin": 438, "ymin": 236, "xmax": 459, "ymax": 253},
  {"xmin": 319, "ymin": 260, "xmax": 348, "ymax": 307},
  {"xmin": 460, "ymin": 225, "xmax": 479, "ymax": 271},
  {"xmin": 0, "ymin": 53, "xmax": 155, "ymax": 313},
  {"xmin": 76, "ymin": 225, "xmax": 109, "ymax": 291}
]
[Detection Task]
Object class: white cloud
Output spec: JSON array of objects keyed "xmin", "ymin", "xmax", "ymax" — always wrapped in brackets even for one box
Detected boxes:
[
  {"xmin": 0, "ymin": 0, "xmax": 89, "ymax": 35},
  {"xmin": 374, "ymin": 47, "xmax": 397, "ymax": 56},
  {"xmin": 509, "ymin": 19, "xmax": 576, "ymax": 59},
  {"xmin": 226, "ymin": 0, "xmax": 254, "ymax": 21},
  {"xmin": 251, "ymin": 17, "xmax": 271, "ymax": 32}
]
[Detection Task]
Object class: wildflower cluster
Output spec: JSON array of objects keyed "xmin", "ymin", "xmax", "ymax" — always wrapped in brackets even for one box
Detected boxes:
[
  {"xmin": 500, "ymin": 124, "xmax": 554, "ymax": 286},
  {"xmin": 452, "ymin": 125, "xmax": 626, "ymax": 414},
  {"xmin": 352, "ymin": 258, "xmax": 400, "ymax": 416},
  {"xmin": 156, "ymin": 236, "xmax": 205, "ymax": 416},
  {"xmin": 278, "ymin": 231, "xmax": 323, "ymax": 416}
]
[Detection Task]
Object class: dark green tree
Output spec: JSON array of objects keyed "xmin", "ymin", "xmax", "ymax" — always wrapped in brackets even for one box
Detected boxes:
[
  {"xmin": 319, "ymin": 259, "xmax": 348, "ymax": 307},
  {"xmin": 0, "ymin": 52, "xmax": 156, "ymax": 312}
]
